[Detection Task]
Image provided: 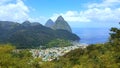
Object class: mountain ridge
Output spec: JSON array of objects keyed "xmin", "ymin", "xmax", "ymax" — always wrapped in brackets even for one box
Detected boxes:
[
  {"xmin": 45, "ymin": 16, "xmax": 72, "ymax": 32},
  {"xmin": 0, "ymin": 20, "xmax": 80, "ymax": 48}
]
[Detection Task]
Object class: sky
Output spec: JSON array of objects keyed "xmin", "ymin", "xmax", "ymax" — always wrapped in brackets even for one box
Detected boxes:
[{"xmin": 0, "ymin": 0, "xmax": 120, "ymax": 28}]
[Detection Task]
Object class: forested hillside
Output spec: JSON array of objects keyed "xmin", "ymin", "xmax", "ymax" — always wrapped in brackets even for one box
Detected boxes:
[
  {"xmin": 0, "ymin": 21, "xmax": 80, "ymax": 48},
  {"xmin": 0, "ymin": 24, "xmax": 120, "ymax": 68}
]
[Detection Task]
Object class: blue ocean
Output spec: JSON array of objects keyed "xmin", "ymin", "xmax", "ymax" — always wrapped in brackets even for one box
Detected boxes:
[{"xmin": 72, "ymin": 28, "xmax": 111, "ymax": 44}]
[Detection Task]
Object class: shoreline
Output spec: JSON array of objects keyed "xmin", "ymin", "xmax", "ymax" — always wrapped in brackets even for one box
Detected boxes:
[{"xmin": 30, "ymin": 42, "xmax": 88, "ymax": 61}]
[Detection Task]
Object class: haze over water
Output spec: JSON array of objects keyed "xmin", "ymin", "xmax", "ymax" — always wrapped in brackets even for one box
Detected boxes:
[{"xmin": 72, "ymin": 28, "xmax": 110, "ymax": 44}]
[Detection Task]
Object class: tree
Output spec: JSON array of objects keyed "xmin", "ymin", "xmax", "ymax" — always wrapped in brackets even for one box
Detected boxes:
[
  {"xmin": 0, "ymin": 44, "xmax": 42, "ymax": 68},
  {"xmin": 109, "ymin": 26, "xmax": 120, "ymax": 45}
]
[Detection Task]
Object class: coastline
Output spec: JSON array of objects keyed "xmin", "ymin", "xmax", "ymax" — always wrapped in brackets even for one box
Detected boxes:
[{"xmin": 30, "ymin": 42, "xmax": 88, "ymax": 61}]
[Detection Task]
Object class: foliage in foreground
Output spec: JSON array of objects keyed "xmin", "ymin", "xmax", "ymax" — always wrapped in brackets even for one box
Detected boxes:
[
  {"xmin": 0, "ymin": 44, "xmax": 41, "ymax": 68},
  {"xmin": 39, "ymin": 25, "xmax": 120, "ymax": 68},
  {"xmin": 0, "ymin": 25, "xmax": 120, "ymax": 68},
  {"xmin": 39, "ymin": 42, "xmax": 120, "ymax": 68}
]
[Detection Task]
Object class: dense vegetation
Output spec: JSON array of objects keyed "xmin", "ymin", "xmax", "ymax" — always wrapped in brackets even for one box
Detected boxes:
[
  {"xmin": 45, "ymin": 39, "xmax": 72, "ymax": 48},
  {"xmin": 39, "ymin": 25, "xmax": 120, "ymax": 68},
  {"xmin": 1, "ymin": 23, "xmax": 120, "ymax": 68},
  {"xmin": 0, "ymin": 44, "xmax": 41, "ymax": 68},
  {"xmin": 0, "ymin": 21, "xmax": 79, "ymax": 48}
]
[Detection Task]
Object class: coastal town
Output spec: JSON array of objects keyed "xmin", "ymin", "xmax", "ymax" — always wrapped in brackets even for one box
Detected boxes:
[{"xmin": 30, "ymin": 43, "xmax": 88, "ymax": 61}]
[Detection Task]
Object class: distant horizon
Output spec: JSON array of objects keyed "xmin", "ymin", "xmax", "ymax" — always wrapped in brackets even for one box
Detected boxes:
[{"xmin": 72, "ymin": 27, "xmax": 110, "ymax": 44}]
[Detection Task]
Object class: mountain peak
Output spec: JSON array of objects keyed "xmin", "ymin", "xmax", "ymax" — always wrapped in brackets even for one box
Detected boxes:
[
  {"xmin": 23, "ymin": 20, "xmax": 31, "ymax": 24},
  {"xmin": 53, "ymin": 16, "xmax": 72, "ymax": 32},
  {"xmin": 57, "ymin": 16, "xmax": 64, "ymax": 21},
  {"xmin": 22, "ymin": 20, "xmax": 31, "ymax": 26},
  {"xmin": 47, "ymin": 19, "xmax": 54, "ymax": 23},
  {"xmin": 48, "ymin": 19, "xmax": 53, "ymax": 21},
  {"xmin": 45, "ymin": 19, "xmax": 54, "ymax": 27}
]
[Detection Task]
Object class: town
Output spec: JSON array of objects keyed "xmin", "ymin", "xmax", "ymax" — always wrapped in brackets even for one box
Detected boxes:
[{"xmin": 30, "ymin": 43, "xmax": 88, "ymax": 61}]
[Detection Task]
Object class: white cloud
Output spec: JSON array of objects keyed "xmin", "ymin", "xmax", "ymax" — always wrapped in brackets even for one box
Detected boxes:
[
  {"xmin": 28, "ymin": 16, "xmax": 48, "ymax": 24},
  {"xmin": 0, "ymin": 0, "xmax": 47, "ymax": 24},
  {"xmin": 0, "ymin": 0, "xmax": 29, "ymax": 22},
  {"xmin": 51, "ymin": 11, "xmax": 91, "ymax": 22},
  {"xmin": 51, "ymin": 0, "xmax": 120, "ymax": 24},
  {"xmin": 88, "ymin": 0, "xmax": 120, "ymax": 8},
  {"xmin": 1, "ymin": 0, "xmax": 120, "ymax": 27}
]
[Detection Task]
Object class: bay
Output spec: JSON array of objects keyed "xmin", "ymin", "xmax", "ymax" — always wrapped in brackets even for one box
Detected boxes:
[{"xmin": 72, "ymin": 28, "xmax": 110, "ymax": 44}]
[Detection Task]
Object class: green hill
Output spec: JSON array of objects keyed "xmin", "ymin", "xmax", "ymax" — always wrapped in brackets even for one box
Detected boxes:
[{"xmin": 0, "ymin": 21, "xmax": 79, "ymax": 48}]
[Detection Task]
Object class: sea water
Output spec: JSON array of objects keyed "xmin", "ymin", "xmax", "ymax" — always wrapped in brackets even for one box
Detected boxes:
[{"xmin": 72, "ymin": 28, "xmax": 110, "ymax": 44}]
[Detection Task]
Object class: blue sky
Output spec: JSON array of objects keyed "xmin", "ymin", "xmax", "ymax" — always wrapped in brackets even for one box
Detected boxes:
[
  {"xmin": 0, "ymin": 0, "xmax": 120, "ymax": 28},
  {"xmin": 24, "ymin": 0, "xmax": 101, "ymax": 17}
]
